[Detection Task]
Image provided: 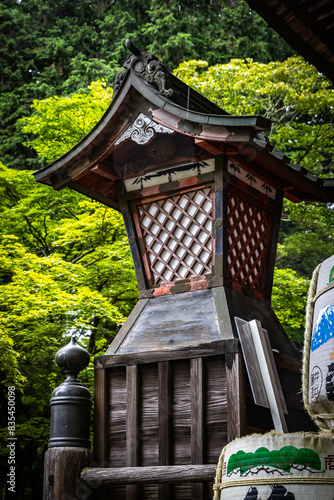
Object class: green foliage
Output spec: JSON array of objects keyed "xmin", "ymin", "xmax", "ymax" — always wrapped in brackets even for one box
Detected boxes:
[
  {"xmin": 20, "ymin": 80, "xmax": 113, "ymax": 161},
  {"xmin": 272, "ymin": 268, "xmax": 310, "ymax": 346},
  {"xmin": 174, "ymin": 57, "xmax": 334, "ymax": 175},
  {"xmin": 279, "ymin": 201, "xmax": 334, "ymax": 276},
  {"xmin": 1, "ymin": 0, "xmax": 293, "ymax": 170},
  {"xmin": 0, "ymin": 162, "xmax": 137, "ymax": 497}
]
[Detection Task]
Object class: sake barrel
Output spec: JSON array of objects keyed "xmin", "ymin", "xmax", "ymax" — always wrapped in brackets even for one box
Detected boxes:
[
  {"xmin": 303, "ymin": 255, "xmax": 334, "ymax": 432},
  {"xmin": 213, "ymin": 432, "xmax": 334, "ymax": 500}
]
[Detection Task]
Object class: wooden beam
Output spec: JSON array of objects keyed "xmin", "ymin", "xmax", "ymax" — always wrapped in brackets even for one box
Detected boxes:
[
  {"xmin": 91, "ymin": 162, "xmax": 119, "ymax": 181},
  {"xmin": 81, "ymin": 465, "xmax": 217, "ymax": 486},
  {"xmin": 126, "ymin": 365, "xmax": 139, "ymax": 500},
  {"xmin": 263, "ymin": 190, "xmax": 284, "ymax": 301},
  {"xmin": 226, "ymin": 350, "xmax": 247, "ymax": 440},
  {"xmin": 68, "ymin": 180, "xmax": 120, "ymax": 210},
  {"xmin": 191, "ymin": 358, "xmax": 204, "ymax": 465},
  {"xmin": 94, "ymin": 368, "xmax": 108, "ymax": 466},
  {"xmin": 191, "ymin": 358, "xmax": 204, "ymax": 500},
  {"xmin": 194, "ymin": 139, "xmax": 224, "ymax": 156},
  {"xmin": 95, "ymin": 339, "xmax": 239, "ymax": 368},
  {"xmin": 116, "ymin": 180, "xmax": 147, "ymax": 290},
  {"xmin": 44, "ymin": 447, "xmax": 93, "ymax": 499},
  {"xmin": 224, "ymin": 152, "xmax": 288, "ymax": 192},
  {"xmin": 158, "ymin": 361, "xmax": 172, "ymax": 500},
  {"xmin": 214, "ymin": 155, "xmax": 224, "ymax": 280}
]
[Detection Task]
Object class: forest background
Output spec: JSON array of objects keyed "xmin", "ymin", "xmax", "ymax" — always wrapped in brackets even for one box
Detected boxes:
[{"xmin": 1, "ymin": 0, "xmax": 334, "ymax": 498}]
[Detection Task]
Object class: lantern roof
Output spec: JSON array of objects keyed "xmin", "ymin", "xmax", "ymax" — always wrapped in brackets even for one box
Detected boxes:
[{"xmin": 34, "ymin": 40, "xmax": 334, "ymax": 207}]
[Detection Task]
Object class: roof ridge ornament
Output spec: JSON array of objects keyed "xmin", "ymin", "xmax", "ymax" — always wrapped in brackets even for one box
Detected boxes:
[{"xmin": 113, "ymin": 39, "xmax": 174, "ymax": 99}]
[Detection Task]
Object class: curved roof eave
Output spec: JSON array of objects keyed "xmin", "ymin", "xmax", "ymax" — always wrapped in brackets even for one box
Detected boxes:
[{"xmin": 33, "ymin": 70, "xmax": 271, "ymax": 185}]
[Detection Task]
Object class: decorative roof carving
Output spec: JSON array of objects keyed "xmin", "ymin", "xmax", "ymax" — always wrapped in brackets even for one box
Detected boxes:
[
  {"xmin": 115, "ymin": 112, "xmax": 174, "ymax": 145},
  {"xmin": 113, "ymin": 39, "xmax": 175, "ymax": 98}
]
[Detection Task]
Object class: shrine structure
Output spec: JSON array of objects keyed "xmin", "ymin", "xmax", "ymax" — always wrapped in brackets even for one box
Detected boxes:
[{"xmin": 36, "ymin": 41, "xmax": 334, "ymax": 500}]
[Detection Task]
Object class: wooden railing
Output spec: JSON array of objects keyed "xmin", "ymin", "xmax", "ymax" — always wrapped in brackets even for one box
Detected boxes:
[{"xmin": 81, "ymin": 464, "xmax": 217, "ymax": 486}]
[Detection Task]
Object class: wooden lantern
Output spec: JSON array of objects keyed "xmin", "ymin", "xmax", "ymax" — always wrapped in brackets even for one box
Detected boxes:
[{"xmin": 35, "ymin": 41, "xmax": 334, "ymax": 499}]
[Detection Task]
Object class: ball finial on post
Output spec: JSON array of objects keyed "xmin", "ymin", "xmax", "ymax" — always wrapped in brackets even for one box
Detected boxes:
[
  {"xmin": 49, "ymin": 336, "xmax": 92, "ymax": 448},
  {"xmin": 43, "ymin": 337, "xmax": 93, "ymax": 499}
]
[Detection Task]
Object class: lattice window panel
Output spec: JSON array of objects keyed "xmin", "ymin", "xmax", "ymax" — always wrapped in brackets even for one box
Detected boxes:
[
  {"xmin": 227, "ymin": 193, "xmax": 270, "ymax": 291},
  {"xmin": 138, "ymin": 187, "xmax": 213, "ymax": 285}
]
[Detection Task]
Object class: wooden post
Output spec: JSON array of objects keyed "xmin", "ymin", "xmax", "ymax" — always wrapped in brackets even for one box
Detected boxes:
[
  {"xmin": 44, "ymin": 447, "xmax": 93, "ymax": 500},
  {"xmin": 94, "ymin": 366, "xmax": 108, "ymax": 465},
  {"xmin": 191, "ymin": 358, "xmax": 204, "ymax": 500},
  {"xmin": 158, "ymin": 361, "xmax": 171, "ymax": 500},
  {"xmin": 126, "ymin": 364, "xmax": 139, "ymax": 500},
  {"xmin": 43, "ymin": 337, "xmax": 93, "ymax": 499},
  {"xmin": 226, "ymin": 350, "xmax": 247, "ymax": 440}
]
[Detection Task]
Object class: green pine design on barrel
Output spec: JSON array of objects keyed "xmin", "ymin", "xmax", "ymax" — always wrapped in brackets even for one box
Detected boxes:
[{"xmin": 227, "ymin": 446, "xmax": 321, "ymax": 475}]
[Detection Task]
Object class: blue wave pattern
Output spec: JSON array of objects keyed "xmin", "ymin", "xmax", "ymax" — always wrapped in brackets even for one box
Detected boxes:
[{"xmin": 311, "ymin": 304, "xmax": 334, "ymax": 352}]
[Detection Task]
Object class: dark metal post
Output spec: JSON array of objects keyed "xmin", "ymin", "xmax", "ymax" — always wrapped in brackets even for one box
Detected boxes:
[{"xmin": 43, "ymin": 337, "xmax": 93, "ymax": 500}]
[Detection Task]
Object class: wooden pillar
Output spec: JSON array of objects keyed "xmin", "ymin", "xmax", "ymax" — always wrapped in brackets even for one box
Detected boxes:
[
  {"xmin": 226, "ymin": 350, "xmax": 247, "ymax": 440},
  {"xmin": 158, "ymin": 361, "xmax": 171, "ymax": 500},
  {"xmin": 94, "ymin": 365, "xmax": 109, "ymax": 499},
  {"xmin": 191, "ymin": 358, "xmax": 204, "ymax": 500},
  {"xmin": 126, "ymin": 364, "xmax": 139, "ymax": 500},
  {"xmin": 43, "ymin": 447, "xmax": 93, "ymax": 500},
  {"xmin": 94, "ymin": 366, "xmax": 108, "ymax": 466}
]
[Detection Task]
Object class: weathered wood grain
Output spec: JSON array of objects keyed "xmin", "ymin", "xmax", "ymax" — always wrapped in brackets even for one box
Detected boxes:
[
  {"xmin": 98, "ymin": 339, "xmax": 238, "ymax": 368},
  {"xmin": 140, "ymin": 363, "xmax": 159, "ymax": 467},
  {"xmin": 191, "ymin": 358, "xmax": 204, "ymax": 466},
  {"xmin": 117, "ymin": 289, "xmax": 223, "ymax": 353},
  {"xmin": 103, "ymin": 352, "xmax": 233, "ymax": 498},
  {"xmin": 44, "ymin": 447, "xmax": 92, "ymax": 500},
  {"xmin": 81, "ymin": 465, "xmax": 217, "ymax": 485},
  {"xmin": 158, "ymin": 361, "xmax": 172, "ymax": 499},
  {"xmin": 172, "ymin": 359, "xmax": 191, "ymax": 466},
  {"xmin": 126, "ymin": 364, "xmax": 139, "ymax": 499},
  {"xmin": 204, "ymin": 356, "xmax": 228, "ymax": 463},
  {"xmin": 108, "ymin": 367, "xmax": 127, "ymax": 468},
  {"xmin": 158, "ymin": 361, "xmax": 171, "ymax": 466},
  {"xmin": 191, "ymin": 357, "xmax": 204, "ymax": 500},
  {"xmin": 226, "ymin": 351, "xmax": 247, "ymax": 440},
  {"xmin": 94, "ymin": 365, "xmax": 108, "ymax": 465}
]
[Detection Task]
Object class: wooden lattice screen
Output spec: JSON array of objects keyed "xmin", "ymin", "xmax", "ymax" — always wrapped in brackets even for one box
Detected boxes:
[
  {"xmin": 132, "ymin": 179, "xmax": 274, "ymax": 294},
  {"xmin": 227, "ymin": 192, "xmax": 271, "ymax": 292},
  {"xmin": 136, "ymin": 186, "xmax": 213, "ymax": 285}
]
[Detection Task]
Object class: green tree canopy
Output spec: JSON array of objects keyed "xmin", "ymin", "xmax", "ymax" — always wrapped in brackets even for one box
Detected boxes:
[
  {"xmin": 1, "ymin": 0, "xmax": 293, "ymax": 170},
  {"xmin": 174, "ymin": 57, "xmax": 334, "ymax": 175},
  {"xmin": 0, "ymin": 161, "xmax": 137, "ymax": 497},
  {"xmin": 20, "ymin": 80, "xmax": 113, "ymax": 161}
]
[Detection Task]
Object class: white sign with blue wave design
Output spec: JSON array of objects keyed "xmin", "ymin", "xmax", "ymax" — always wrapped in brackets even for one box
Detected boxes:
[{"xmin": 309, "ymin": 258, "xmax": 334, "ymax": 418}]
